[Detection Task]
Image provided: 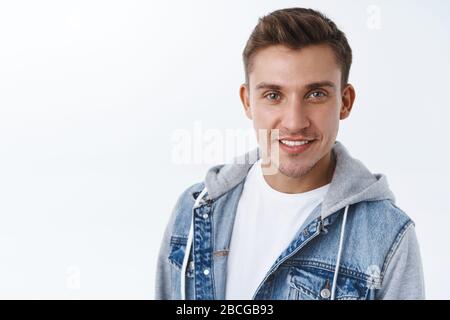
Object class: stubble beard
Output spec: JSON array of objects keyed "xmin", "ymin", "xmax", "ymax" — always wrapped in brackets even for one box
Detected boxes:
[{"xmin": 277, "ymin": 154, "xmax": 317, "ymax": 179}]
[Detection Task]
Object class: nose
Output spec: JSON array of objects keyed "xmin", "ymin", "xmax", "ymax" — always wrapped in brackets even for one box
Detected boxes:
[{"xmin": 282, "ymin": 96, "xmax": 310, "ymax": 132}]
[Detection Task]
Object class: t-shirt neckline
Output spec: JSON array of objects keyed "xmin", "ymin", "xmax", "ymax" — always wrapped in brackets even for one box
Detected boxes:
[{"xmin": 254, "ymin": 159, "xmax": 331, "ymax": 201}]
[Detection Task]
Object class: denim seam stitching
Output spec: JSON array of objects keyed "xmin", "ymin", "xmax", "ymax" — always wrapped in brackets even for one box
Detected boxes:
[
  {"xmin": 210, "ymin": 202, "xmax": 217, "ymax": 300},
  {"xmin": 285, "ymin": 259, "xmax": 369, "ymax": 282},
  {"xmin": 380, "ymin": 220, "xmax": 414, "ymax": 280}
]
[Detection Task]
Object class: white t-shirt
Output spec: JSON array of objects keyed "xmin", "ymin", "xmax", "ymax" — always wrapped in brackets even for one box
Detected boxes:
[{"xmin": 225, "ymin": 159, "xmax": 330, "ymax": 300}]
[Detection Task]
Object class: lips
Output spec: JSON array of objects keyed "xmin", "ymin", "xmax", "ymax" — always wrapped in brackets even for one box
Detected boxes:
[
  {"xmin": 279, "ymin": 139, "xmax": 310, "ymax": 146},
  {"xmin": 278, "ymin": 139, "xmax": 315, "ymax": 154}
]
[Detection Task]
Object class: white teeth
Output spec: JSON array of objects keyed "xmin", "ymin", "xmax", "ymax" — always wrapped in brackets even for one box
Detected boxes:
[{"xmin": 280, "ymin": 139, "xmax": 311, "ymax": 146}]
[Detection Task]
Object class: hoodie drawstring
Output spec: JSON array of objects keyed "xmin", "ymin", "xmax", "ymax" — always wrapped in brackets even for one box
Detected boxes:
[
  {"xmin": 180, "ymin": 186, "xmax": 208, "ymax": 300},
  {"xmin": 330, "ymin": 204, "xmax": 349, "ymax": 300}
]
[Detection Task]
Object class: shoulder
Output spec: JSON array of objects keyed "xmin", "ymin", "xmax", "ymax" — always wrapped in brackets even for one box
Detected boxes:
[
  {"xmin": 173, "ymin": 181, "xmax": 205, "ymax": 211},
  {"xmin": 350, "ymin": 199, "xmax": 414, "ymax": 231},
  {"xmin": 340, "ymin": 200, "xmax": 415, "ymax": 270},
  {"xmin": 168, "ymin": 181, "xmax": 205, "ymax": 237}
]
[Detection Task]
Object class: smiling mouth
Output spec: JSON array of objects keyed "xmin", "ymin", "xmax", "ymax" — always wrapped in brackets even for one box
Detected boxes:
[
  {"xmin": 278, "ymin": 139, "xmax": 315, "ymax": 154},
  {"xmin": 279, "ymin": 139, "xmax": 311, "ymax": 146}
]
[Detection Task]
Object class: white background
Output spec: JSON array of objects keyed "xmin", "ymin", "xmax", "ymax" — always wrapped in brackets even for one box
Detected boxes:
[{"xmin": 0, "ymin": 0, "xmax": 449, "ymax": 299}]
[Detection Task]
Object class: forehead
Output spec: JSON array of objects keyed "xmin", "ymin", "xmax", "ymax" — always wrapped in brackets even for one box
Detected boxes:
[{"xmin": 249, "ymin": 44, "xmax": 341, "ymax": 88}]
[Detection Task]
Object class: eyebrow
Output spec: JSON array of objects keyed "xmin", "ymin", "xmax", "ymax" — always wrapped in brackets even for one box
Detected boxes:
[{"xmin": 255, "ymin": 81, "xmax": 336, "ymax": 91}]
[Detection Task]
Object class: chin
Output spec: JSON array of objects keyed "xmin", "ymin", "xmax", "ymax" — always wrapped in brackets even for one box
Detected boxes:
[{"xmin": 277, "ymin": 158, "xmax": 315, "ymax": 179}]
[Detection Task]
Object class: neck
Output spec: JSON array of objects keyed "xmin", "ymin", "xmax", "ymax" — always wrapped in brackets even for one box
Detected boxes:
[{"xmin": 262, "ymin": 151, "xmax": 336, "ymax": 194}]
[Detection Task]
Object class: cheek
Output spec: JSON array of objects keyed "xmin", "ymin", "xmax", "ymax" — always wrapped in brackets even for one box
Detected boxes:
[
  {"xmin": 250, "ymin": 108, "xmax": 281, "ymax": 144},
  {"xmin": 251, "ymin": 106, "xmax": 280, "ymax": 129},
  {"xmin": 315, "ymin": 107, "xmax": 340, "ymax": 136}
]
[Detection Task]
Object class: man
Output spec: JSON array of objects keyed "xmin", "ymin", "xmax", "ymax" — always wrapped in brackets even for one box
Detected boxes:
[{"xmin": 155, "ymin": 7, "xmax": 425, "ymax": 300}]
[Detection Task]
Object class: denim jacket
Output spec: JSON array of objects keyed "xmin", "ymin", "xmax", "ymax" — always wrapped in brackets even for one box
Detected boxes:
[{"xmin": 155, "ymin": 141, "xmax": 425, "ymax": 300}]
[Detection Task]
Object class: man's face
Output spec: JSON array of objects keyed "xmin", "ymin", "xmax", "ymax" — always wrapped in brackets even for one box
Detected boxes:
[{"xmin": 240, "ymin": 44, "xmax": 354, "ymax": 178}]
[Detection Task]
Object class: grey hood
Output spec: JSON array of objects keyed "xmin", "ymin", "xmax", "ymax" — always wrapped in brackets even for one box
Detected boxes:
[{"xmin": 204, "ymin": 140, "xmax": 396, "ymax": 220}]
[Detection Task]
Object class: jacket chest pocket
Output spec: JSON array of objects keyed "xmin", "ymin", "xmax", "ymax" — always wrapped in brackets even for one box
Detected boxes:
[
  {"xmin": 288, "ymin": 265, "xmax": 369, "ymax": 300},
  {"xmin": 168, "ymin": 235, "xmax": 194, "ymax": 278}
]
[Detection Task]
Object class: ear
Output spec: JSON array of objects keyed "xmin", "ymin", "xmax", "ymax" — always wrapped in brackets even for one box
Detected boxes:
[
  {"xmin": 239, "ymin": 83, "xmax": 253, "ymax": 120},
  {"xmin": 340, "ymin": 83, "xmax": 356, "ymax": 120}
]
